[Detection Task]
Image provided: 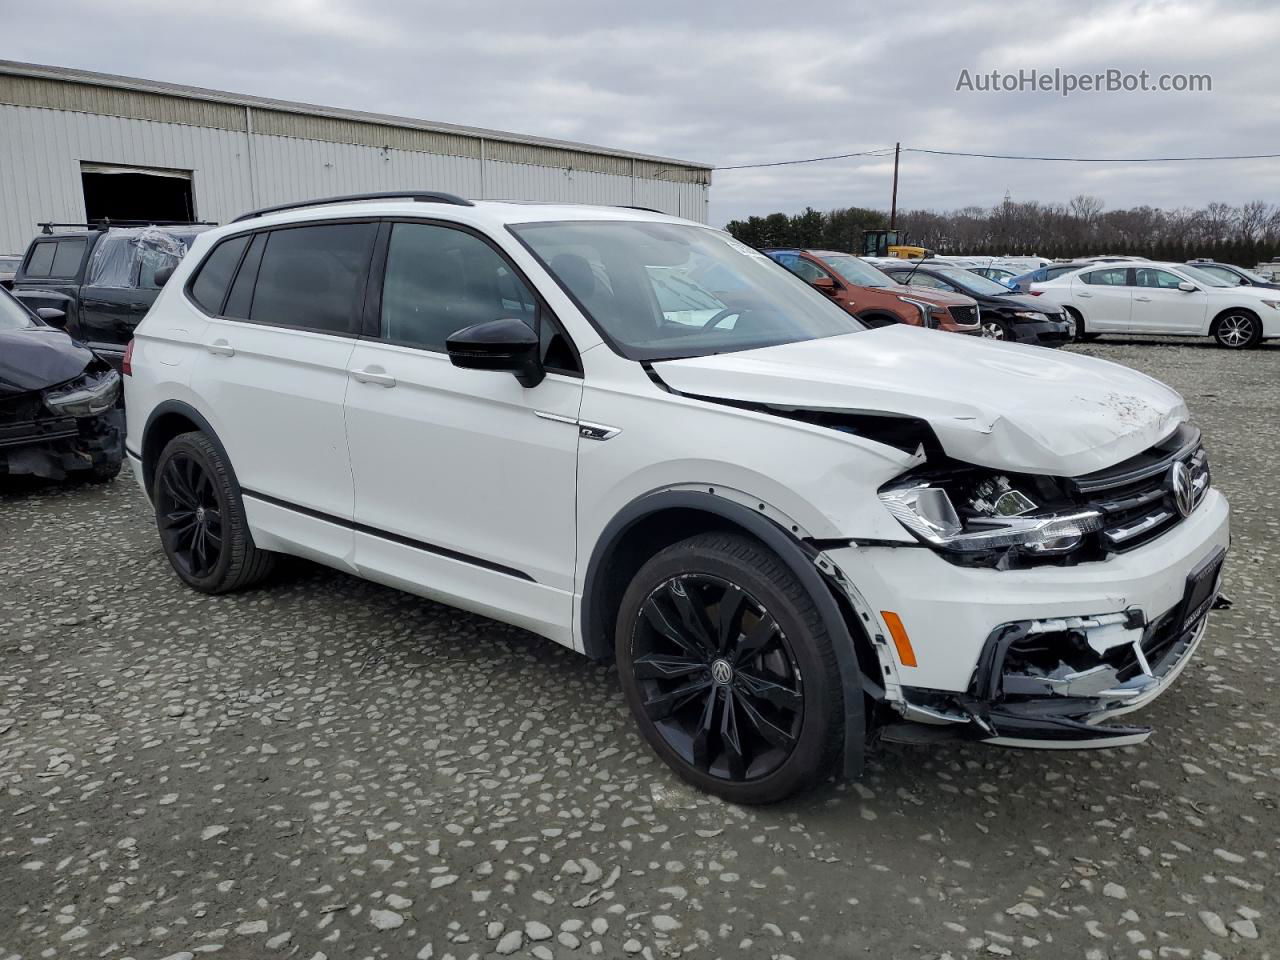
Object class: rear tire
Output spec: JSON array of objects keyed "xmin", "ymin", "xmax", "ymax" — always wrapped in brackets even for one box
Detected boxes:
[
  {"xmin": 153, "ymin": 431, "xmax": 276, "ymax": 594},
  {"xmin": 615, "ymin": 532, "xmax": 846, "ymax": 804},
  {"xmin": 1212, "ymin": 310, "xmax": 1262, "ymax": 349}
]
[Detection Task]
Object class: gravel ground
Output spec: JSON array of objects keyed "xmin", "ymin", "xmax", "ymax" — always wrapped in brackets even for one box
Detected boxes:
[{"xmin": 1, "ymin": 338, "xmax": 1276, "ymax": 960}]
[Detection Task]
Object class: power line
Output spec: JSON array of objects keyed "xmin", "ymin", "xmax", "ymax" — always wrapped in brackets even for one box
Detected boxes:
[
  {"xmin": 907, "ymin": 147, "xmax": 1280, "ymax": 163},
  {"xmin": 713, "ymin": 145, "xmax": 1280, "ymax": 170},
  {"xmin": 713, "ymin": 147, "xmax": 895, "ymax": 170}
]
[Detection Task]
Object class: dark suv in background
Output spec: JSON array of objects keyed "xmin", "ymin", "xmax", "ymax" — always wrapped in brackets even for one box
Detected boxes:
[
  {"xmin": 878, "ymin": 261, "xmax": 1073, "ymax": 346},
  {"xmin": 11, "ymin": 223, "xmax": 210, "ymax": 368}
]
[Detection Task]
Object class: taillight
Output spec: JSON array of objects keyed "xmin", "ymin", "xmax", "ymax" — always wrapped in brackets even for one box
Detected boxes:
[{"xmin": 122, "ymin": 340, "xmax": 134, "ymax": 376}]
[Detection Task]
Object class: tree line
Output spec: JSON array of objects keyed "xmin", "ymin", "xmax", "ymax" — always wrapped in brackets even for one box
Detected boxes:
[{"xmin": 724, "ymin": 196, "xmax": 1280, "ymax": 265}]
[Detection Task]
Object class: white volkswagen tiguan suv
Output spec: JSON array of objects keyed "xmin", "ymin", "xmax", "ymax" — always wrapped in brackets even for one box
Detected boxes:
[{"xmin": 125, "ymin": 193, "xmax": 1230, "ymax": 802}]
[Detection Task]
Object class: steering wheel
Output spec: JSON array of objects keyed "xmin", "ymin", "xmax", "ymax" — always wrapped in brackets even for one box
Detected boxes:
[{"xmin": 701, "ymin": 308, "xmax": 740, "ymax": 330}]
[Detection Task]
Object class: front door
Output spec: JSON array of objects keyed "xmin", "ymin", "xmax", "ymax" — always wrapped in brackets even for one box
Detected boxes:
[
  {"xmin": 1130, "ymin": 267, "xmax": 1209, "ymax": 334},
  {"xmin": 344, "ymin": 220, "xmax": 583, "ymax": 645}
]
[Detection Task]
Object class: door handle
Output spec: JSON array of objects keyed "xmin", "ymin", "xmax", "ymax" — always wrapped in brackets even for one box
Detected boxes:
[
  {"xmin": 350, "ymin": 367, "xmax": 397, "ymax": 387},
  {"xmin": 206, "ymin": 340, "xmax": 235, "ymax": 357},
  {"xmin": 1077, "ymin": 292, "xmax": 1092, "ymax": 298},
  {"xmin": 1134, "ymin": 296, "xmax": 1152, "ymax": 302}
]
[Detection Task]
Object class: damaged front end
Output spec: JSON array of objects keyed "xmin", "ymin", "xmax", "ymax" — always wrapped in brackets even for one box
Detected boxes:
[
  {"xmin": 882, "ymin": 546, "xmax": 1228, "ymax": 749},
  {"xmin": 0, "ymin": 363, "xmax": 123, "ymax": 480}
]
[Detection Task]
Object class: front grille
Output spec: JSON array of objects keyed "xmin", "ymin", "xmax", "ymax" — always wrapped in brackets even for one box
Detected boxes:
[
  {"xmin": 0, "ymin": 392, "xmax": 46, "ymax": 425},
  {"xmin": 1069, "ymin": 424, "xmax": 1210, "ymax": 553},
  {"xmin": 948, "ymin": 305, "xmax": 978, "ymax": 325}
]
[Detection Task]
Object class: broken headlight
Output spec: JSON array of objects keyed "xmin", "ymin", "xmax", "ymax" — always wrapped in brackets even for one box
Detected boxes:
[
  {"xmin": 879, "ymin": 470, "xmax": 1101, "ymax": 563},
  {"xmin": 42, "ymin": 369, "xmax": 121, "ymax": 418}
]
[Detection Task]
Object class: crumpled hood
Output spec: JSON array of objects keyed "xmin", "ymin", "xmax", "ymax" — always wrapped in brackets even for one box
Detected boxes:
[
  {"xmin": 655, "ymin": 325, "xmax": 1189, "ymax": 477},
  {"xmin": 990, "ymin": 292, "xmax": 1066, "ymax": 314},
  {"xmin": 0, "ymin": 327, "xmax": 93, "ymax": 395}
]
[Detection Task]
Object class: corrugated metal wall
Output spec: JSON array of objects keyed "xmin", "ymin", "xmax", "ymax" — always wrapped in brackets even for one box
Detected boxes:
[{"xmin": 0, "ymin": 103, "xmax": 710, "ymax": 253}]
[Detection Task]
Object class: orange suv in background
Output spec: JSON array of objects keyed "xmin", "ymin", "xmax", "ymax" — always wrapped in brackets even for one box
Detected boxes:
[{"xmin": 764, "ymin": 248, "xmax": 981, "ymax": 334}]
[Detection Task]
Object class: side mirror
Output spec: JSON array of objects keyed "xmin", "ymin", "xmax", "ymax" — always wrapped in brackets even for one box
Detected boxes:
[
  {"xmin": 812, "ymin": 276, "xmax": 837, "ymax": 295},
  {"xmin": 1177, "ymin": 281, "xmax": 1197, "ymax": 293},
  {"xmin": 446, "ymin": 318, "xmax": 544, "ymax": 388},
  {"xmin": 153, "ymin": 264, "xmax": 176, "ymax": 287},
  {"xmin": 36, "ymin": 307, "xmax": 67, "ymax": 327}
]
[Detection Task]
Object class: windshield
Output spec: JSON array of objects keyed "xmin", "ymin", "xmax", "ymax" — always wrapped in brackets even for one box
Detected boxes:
[
  {"xmin": 512, "ymin": 221, "xmax": 864, "ymax": 360},
  {"xmin": 1178, "ymin": 265, "xmax": 1232, "ymax": 287},
  {"xmin": 931, "ymin": 266, "xmax": 1013, "ymax": 296},
  {"xmin": 0, "ymin": 289, "xmax": 35, "ymax": 330},
  {"xmin": 819, "ymin": 253, "xmax": 894, "ymax": 288}
]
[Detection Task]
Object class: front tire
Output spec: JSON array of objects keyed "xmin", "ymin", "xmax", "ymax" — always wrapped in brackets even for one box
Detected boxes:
[
  {"xmin": 615, "ymin": 533, "xmax": 845, "ymax": 804},
  {"xmin": 981, "ymin": 319, "xmax": 1010, "ymax": 341},
  {"xmin": 1213, "ymin": 310, "xmax": 1261, "ymax": 349},
  {"xmin": 153, "ymin": 431, "xmax": 276, "ymax": 594}
]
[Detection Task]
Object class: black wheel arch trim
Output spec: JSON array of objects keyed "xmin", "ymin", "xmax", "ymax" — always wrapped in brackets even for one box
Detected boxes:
[
  {"xmin": 582, "ymin": 489, "xmax": 867, "ymax": 778},
  {"xmin": 139, "ymin": 400, "xmax": 234, "ymax": 502}
]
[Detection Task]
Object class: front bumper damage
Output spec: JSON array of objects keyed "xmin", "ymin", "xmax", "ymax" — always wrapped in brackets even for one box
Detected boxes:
[
  {"xmin": 885, "ymin": 569, "xmax": 1226, "ymax": 749},
  {"xmin": 817, "ymin": 484, "xmax": 1230, "ymax": 752},
  {"xmin": 0, "ymin": 402, "xmax": 123, "ymax": 480}
]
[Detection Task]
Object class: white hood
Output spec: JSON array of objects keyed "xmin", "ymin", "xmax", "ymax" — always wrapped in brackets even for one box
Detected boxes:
[{"xmin": 655, "ymin": 326, "xmax": 1188, "ymax": 476}]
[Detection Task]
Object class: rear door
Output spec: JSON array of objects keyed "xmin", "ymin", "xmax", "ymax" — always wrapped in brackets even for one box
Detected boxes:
[
  {"xmin": 1130, "ymin": 267, "xmax": 1208, "ymax": 334},
  {"xmin": 1073, "ymin": 267, "xmax": 1134, "ymax": 330},
  {"xmin": 188, "ymin": 221, "xmax": 376, "ymax": 560}
]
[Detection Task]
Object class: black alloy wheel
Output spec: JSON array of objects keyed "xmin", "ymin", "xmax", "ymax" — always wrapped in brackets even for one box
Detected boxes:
[
  {"xmin": 616, "ymin": 532, "xmax": 846, "ymax": 803},
  {"xmin": 630, "ymin": 573, "xmax": 804, "ymax": 782},
  {"xmin": 152, "ymin": 431, "xmax": 276, "ymax": 593},
  {"xmin": 157, "ymin": 451, "xmax": 223, "ymax": 579}
]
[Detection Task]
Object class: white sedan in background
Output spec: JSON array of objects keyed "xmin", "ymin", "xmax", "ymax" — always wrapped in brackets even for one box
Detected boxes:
[{"xmin": 1030, "ymin": 261, "xmax": 1280, "ymax": 349}]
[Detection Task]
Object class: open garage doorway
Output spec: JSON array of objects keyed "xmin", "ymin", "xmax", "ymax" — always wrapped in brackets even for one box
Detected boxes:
[{"xmin": 80, "ymin": 162, "xmax": 195, "ymax": 224}]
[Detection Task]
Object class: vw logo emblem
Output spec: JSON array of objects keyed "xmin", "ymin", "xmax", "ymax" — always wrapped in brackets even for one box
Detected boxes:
[
  {"xmin": 710, "ymin": 659, "xmax": 733, "ymax": 685},
  {"xmin": 1170, "ymin": 461, "xmax": 1194, "ymax": 519}
]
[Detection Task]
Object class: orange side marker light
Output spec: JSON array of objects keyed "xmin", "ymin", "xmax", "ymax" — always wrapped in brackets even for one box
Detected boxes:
[{"xmin": 880, "ymin": 611, "xmax": 917, "ymax": 668}]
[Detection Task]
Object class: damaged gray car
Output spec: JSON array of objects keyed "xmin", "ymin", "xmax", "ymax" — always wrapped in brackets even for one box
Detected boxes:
[{"xmin": 0, "ymin": 286, "xmax": 123, "ymax": 482}]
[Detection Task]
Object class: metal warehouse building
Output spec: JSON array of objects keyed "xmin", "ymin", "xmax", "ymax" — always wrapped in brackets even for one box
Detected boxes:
[{"xmin": 0, "ymin": 60, "xmax": 712, "ymax": 254}]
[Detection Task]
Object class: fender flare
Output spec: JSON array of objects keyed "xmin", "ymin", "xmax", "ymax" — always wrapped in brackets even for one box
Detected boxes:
[
  {"xmin": 582, "ymin": 489, "xmax": 866, "ymax": 778},
  {"xmin": 136, "ymin": 399, "xmax": 233, "ymax": 500}
]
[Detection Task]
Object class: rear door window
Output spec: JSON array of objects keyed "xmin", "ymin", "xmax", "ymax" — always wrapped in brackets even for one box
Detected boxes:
[
  {"xmin": 1080, "ymin": 267, "xmax": 1132, "ymax": 286},
  {"xmin": 250, "ymin": 222, "xmax": 377, "ymax": 335},
  {"xmin": 50, "ymin": 239, "xmax": 88, "ymax": 278}
]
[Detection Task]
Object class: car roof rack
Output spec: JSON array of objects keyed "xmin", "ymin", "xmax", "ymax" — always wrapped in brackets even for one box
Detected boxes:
[
  {"xmin": 231, "ymin": 191, "xmax": 474, "ymax": 223},
  {"xmin": 38, "ymin": 219, "xmax": 218, "ymax": 234}
]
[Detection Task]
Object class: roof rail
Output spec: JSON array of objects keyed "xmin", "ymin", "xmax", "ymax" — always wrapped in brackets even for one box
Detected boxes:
[
  {"xmin": 38, "ymin": 219, "xmax": 217, "ymax": 234},
  {"xmin": 232, "ymin": 191, "xmax": 474, "ymax": 223},
  {"xmin": 615, "ymin": 205, "xmax": 664, "ymax": 214}
]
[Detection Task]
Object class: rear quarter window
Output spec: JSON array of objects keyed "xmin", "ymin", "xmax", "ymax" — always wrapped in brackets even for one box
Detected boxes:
[{"xmin": 189, "ymin": 235, "xmax": 251, "ymax": 314}]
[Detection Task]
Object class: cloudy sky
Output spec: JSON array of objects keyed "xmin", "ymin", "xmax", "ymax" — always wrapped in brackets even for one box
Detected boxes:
[{"xmin": 4, "ymin": 0, "xmax": 1277, "ymax": 225}]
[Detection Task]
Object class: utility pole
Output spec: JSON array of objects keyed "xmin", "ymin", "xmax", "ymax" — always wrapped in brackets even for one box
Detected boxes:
[{"xmin": 889, "ymin": 142, "xmax": 900, "ymax": 229}]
